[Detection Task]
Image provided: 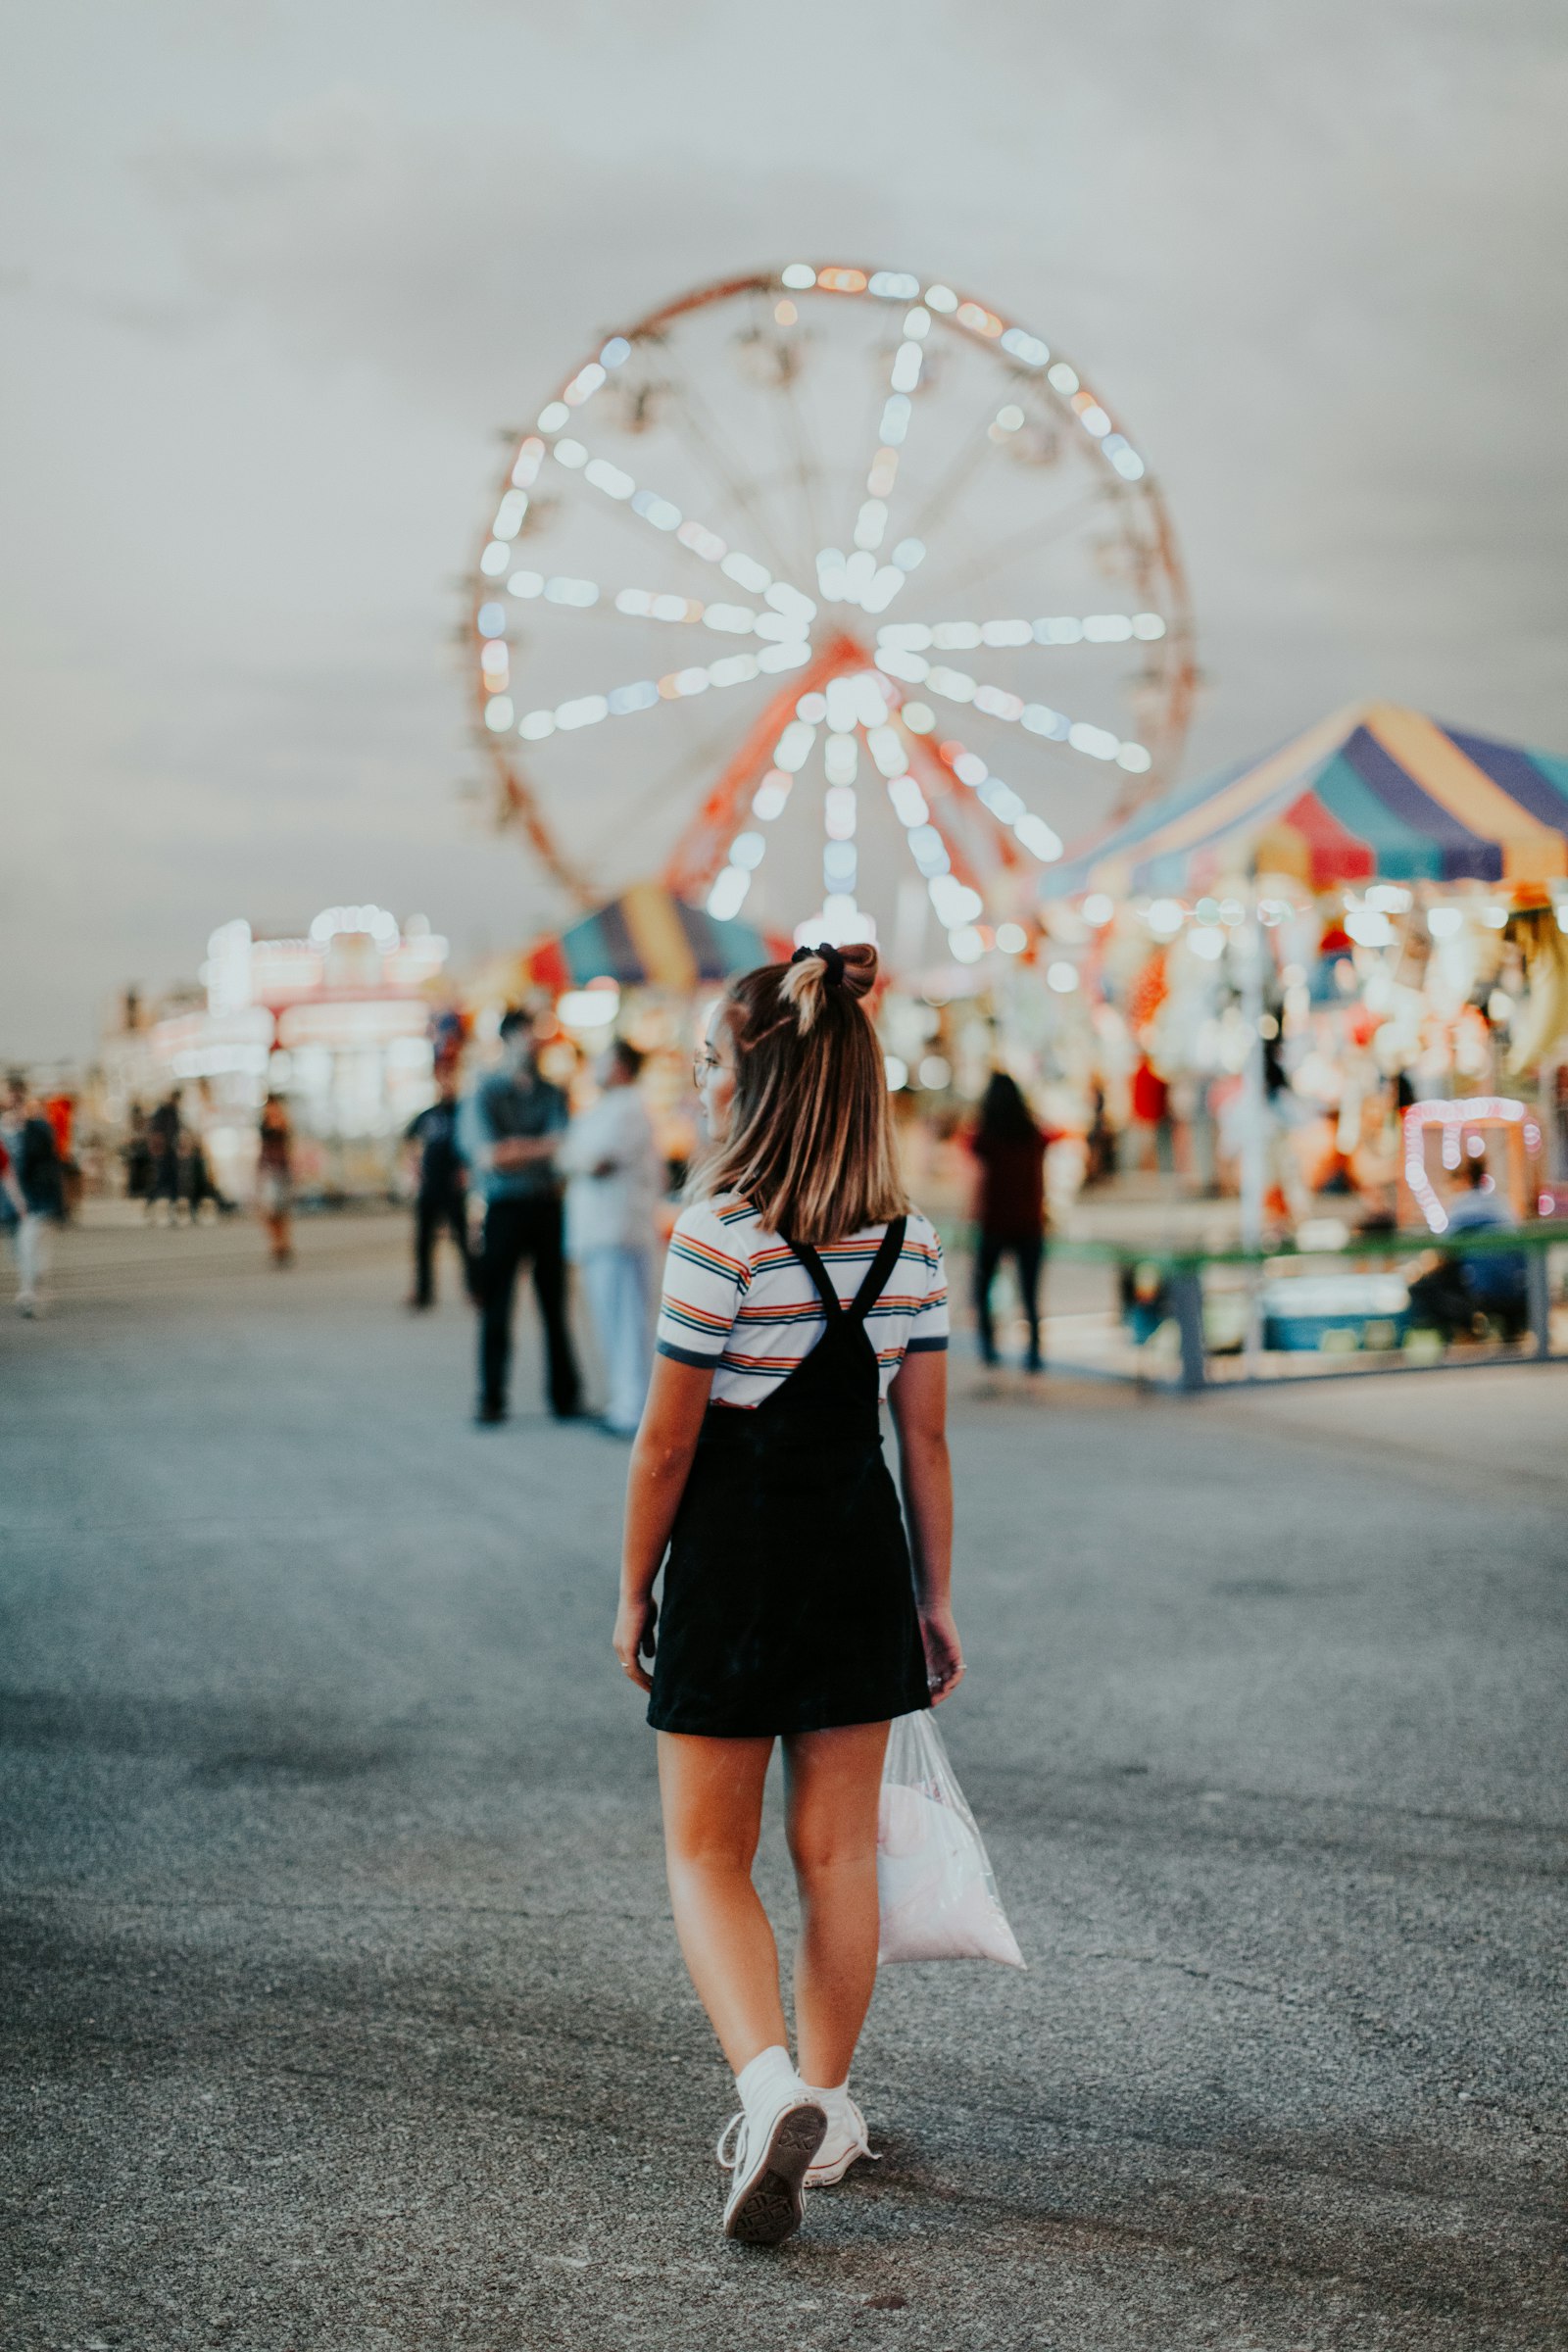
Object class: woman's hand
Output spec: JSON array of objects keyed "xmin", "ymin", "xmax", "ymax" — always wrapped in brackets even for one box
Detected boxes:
[
  {"xmin": 920, "ymin": 1603, "xmax": 965, "ymax": 1704},
  {"xmin": 612, "ymin": 1592, "xmax": 657, "ymax": 1694}
]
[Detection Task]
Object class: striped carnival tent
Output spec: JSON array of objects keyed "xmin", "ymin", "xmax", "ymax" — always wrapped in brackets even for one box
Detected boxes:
[
  {"xmin": 517, "ymin": 878, "xmax": 767, "ymax": 994},
  {"xmin": 1048, "ymin": 703, "xmax": 1568, "ymax": 899}
]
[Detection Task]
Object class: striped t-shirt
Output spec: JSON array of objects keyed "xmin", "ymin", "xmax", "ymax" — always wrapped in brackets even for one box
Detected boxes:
[{"xmin": 656, "ymin": 1195, "xmax": 949, "ymax": 1408}]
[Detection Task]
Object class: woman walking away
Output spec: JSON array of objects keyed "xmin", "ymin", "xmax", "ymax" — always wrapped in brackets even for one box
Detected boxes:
[
  {"xmin": 257, "ymin": 1094, "xmax": 294, "ymax": 1267},
  {"xmin": 613, "ymin": 942, "xmax": 962, "ymax": 2247},
  {"xmin": 968, "ymin": 1071, "xmax": 1049, "ymax": 1373}
]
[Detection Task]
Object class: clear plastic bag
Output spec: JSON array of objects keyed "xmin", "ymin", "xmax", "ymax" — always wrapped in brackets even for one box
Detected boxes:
[{"xmin": 876, "ymin": 1711, "xmax": 1024, "ymax": 1968}]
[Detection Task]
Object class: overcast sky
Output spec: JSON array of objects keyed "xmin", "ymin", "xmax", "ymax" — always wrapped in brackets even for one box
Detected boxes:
[{"xmin": 3, "ymin": 0, "xmax": 1565, "ymax": 1063}]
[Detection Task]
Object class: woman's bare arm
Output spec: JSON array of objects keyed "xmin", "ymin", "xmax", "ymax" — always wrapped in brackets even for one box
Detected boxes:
[
  {"xmin": 612, "ymin": 1354, "xmax": 714, "ymax": 1692},
  {"xmin": 887, "ymin": 1348, "xmax": 963, "ymax": 1700}
]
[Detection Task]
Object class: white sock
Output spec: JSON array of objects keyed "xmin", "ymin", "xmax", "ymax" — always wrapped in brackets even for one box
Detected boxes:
[
  {"xmin": 800, "ymin": 2076, "xmax": 853, "ymax": 2126},
  {"xmin": 735, "ymin": 2043, "xmax": 802, "ymax": 2116}
]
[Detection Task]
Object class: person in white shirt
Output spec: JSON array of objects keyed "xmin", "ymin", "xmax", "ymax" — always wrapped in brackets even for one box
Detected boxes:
[{"xmin": 558, "ymin": 1039, "xmax": 663, "ymax": 1437}]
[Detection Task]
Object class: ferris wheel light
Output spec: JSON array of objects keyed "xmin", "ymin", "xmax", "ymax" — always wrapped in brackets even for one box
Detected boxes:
[
  {"xmin": 979, "ymin": 777, "xmax": 1024, "ymax": 822},
  {"xmin": 952, "ymin": 751, "xmax": 987, "ymax": 786},
  {"xmin": 752, "ymin": 773, "xmax": 791, "ymax": 820},
  {"xmin": 707, "ymin": 865, "xmax": 753, "ymax": 919},
  {"xmin": 704, "ymin": 603, "xmax": 758, "ymax": 633},
  {"xmin": 981, "ymin": 618, "xmax": 1032, "ymax": 647},
  {"xmin": 537, "ymin": 401, "xmax": 570, "ymax": 430},
  {"xmin": 599, "ymin": 336, "xmax": 631, "ymax": 368},
  {"xmin": 480, "ymin": 541, "xmax": 511, "ymax": 577},
  {"xmin": 908, "ymin": 824, "xmax": 950, "ymax": 878},
  {"xmin": 673, "ymin": 667, "xmax": 710, "ymax": 697},
  {"xmin": 903, "ymin": 306, "xmax": 931, "ymax": 338},
  {"xmin": 956, "ymin": 302, "xmax": 1004, "ymax": 338},
  {"xmin": 926, "ymin": 665, "xmax": 977, "ymax": 704},
  {"xmin": 901, "ymin": 702, "xmax": 935, "ymax": 733},
  {"xmin": 774, "ymin": 720, "xmax": 816, "ymax": 772},
  {"xmin": 879, "ymin": 647, "xmax": 928, "ymax": 684},
  {"xmin": 780, "ymin": 264, "xmax": 816, "ymax": 290},
  {"xmin": 878, "ymin": 396, "xmax": 911, "ymax": 446},
  {"xmin": 888, "ymin": 774, "xmax": 928, "ymax": 826},
  {"xmin": 1080, "ymin": 614, "xmax": 1132, "ymax": 642},
  {"xmin": 584, "ymin": 458, "xmax": 634, "ymax": 499},
  {"xmin": 511, "ymin": 439, "xmax": 545, "ymax": 487},
  {"xmin": 949, "ymin": 927, "xmax": 985, "ymax": 963},
  {"xmin": 1021, "ymin": 704, "xmax": 1070, "ymax": 739},
  {"xmin": 1037, "ymin": 616, "xmax": 1080, "ymax": 643},
  {"xmin": 890, "ymin": 342, "xmax": 923, "ymax": 393},
  {"xmin": 795, "ymin": 693, "xmax": 827, "ymax": 723},
  {"xmin": 1047, "ymin": 960, "xmax": 1079, "ymax": 993},
  {"xmin": 843, "ymin": 550, "xmax": 878, "ymax": 603},
  {"xmin": 552, "ymin": 438, "xmax": 588, "ymax": 468},
  {"xmin": 995, "ymin": 404, "xmax": 1025, "ymax": 433},
  {"xmin": 1132, "ymin": 613, "xmax": 1166, "ymax": 639},
  {"xmin": 476, "ymin": 602, "xmax": 508, "ymax": 638},
  {"xmin": 1068, "ymin": 721, "xmax": 1119, "ymax": 760},
  {"xmin": 1001, "ymin": 327, "xmax": 1049, "ymax": 367},
  {"xmin": 565, "ymin": 363, "xmax": 607, "ymax": 404},
  {"xmin": 931, "ymin": 621, "xmax": 980, "ymax": 651},
  {"xmin": 757, "ymin": 640, "xmax": 810, "ymax": 672},
  {"xmin": 823, "ymin": 845, "xmax": 858, "ymax": 894},
  {"xmin": 891, "ymin": 538, "xmax": 925, "ymax": 571},
  {"xmin": 861, "ymin": 566, "xmax": 906, "ymax": 613},
  {"xmin": 817, "ymin": 266, "xmax": 868, "ymax": 293},
  {"xmin": 608, "ymin": 681, "xmax": 659, "ymax": 714},
  {"xmin": 709, "ymin": 653, "xmax": 760, "ymax": 688},
  {"xmin": 869, "ymin": 270, "xmax": 921, "ymax": 299},
  {"xmin": 974, "ymin": 683, "xmax": 1024, "ymax": 721},
  {"xmin": 508, "ymin": 569, "xmax": 544, "ymax": 598},
  {"xmin": 1116, "ymin": 743, "xmax": 1152, "ymax": 773},
  {"xmin": 866, "ymin": 725, "xmax": 906, "ymax": 777},
  {"xmin": 492, "ymin": 490, "xmax": 529, "ymax": 538},
  {"xmin": 1077, "ymin": 404, "xmax": 1112, "ymax": 437},
  {"xmin": 855, "ymin": 499, "xmax": 889, "ymax": 552},
  {"xmin": 729, "ymin": 830, "xmax": 766, "ymax": 870},
  {"xmin": 1046, "ymin": 364, "xmax": 1078, "ymax": 394},
  {"xmin": 1108, "ymin": 445, "xmax": 1146, "ymax": 479},
  {"xmin": 544, "ymin": 576, "xmax": 600, "ymax": 607},
  {"xmin": 924, "ymin": 284, "xmax": 958, "ymax": 313},
  {"xmin": 557, "ymin": 695, "xmax": 610, "ymax": 730},
  {"xmin": 721, "ymin": 551, "xmax": 771, "ymax": 593},
  {"xmin": 997, "ymin": 923, "xmax": 1028, "ymax": 955},
  {"xmin": 824, "ymin": 736, "xmax": 858, "ymax": 787},
  {"xmin": 517, "ymin": 710, "xmax": 555, "ymax": 741},
  {"xmin": 678, "ymin": 518, "xmax": 727, "ymax": 562},
  {"xmin": 484, "ymin": 696, "xmax": 514, "ymax": 731},
  {"xmin": 1016, "ymin": 813, "xmax": 1064, "ymax": 861},
  {"xmin": 631, "ymin": 489, "xmax": 681, "ymax": 529},
  {"xmin": 866, "ymin": 449, "xmax": 899, "ymax": 497},
  {"xmin": 815, "ymin": 549, "xmax": 848, "ymax": 602},
  {"xmin": 480, "ymin": 641, "xmax": 509, "ymax": 678}
]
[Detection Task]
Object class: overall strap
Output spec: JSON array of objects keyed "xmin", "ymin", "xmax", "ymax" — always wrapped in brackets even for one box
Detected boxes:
[
  {"xmin": 782, "ymin": 1235, "xmax": 843, "ymax": 1320},
  {"xmin": 846, "ymin": 1216, "xmax": 907, "ymax": 1329}
]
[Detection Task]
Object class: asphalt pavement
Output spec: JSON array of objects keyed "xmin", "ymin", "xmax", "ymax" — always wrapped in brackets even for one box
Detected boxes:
[{"xmin": 2, "ymin": 1210, "xmax": 1565, "ymax": 2352}]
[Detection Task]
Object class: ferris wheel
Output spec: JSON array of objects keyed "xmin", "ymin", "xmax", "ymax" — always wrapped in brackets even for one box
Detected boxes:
[{"xmin": 468, "ymin": 262, "xmax": 1196, "ymax": 962}]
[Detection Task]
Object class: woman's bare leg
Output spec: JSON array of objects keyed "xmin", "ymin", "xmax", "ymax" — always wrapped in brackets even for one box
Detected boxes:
[
  {"xmin": 657, "ymin": 1731, "xmax": 788, "ymax": 2073},
  {"xmin": 783, "ymin": 1721, "xmax": 890, "ymax": 2087}
]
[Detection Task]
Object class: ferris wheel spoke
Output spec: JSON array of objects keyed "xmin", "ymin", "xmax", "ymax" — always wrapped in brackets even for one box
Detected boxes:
[
  {"xmin": 874, "ymin": 609, "xmax": 1169, "ymax": 654},
  {"xmin": 914, "ymin": 483, "xmax": 1109, "ymax": 609},
  {"xmin": 876, "ymin": 650, "xmax": 1152, "ymax": 778},
  {"xmin": 662, "ymin": 376, "xmax": 809, "ymax": 592},
  {"xmin": 507, "ymin": 639, "xmax": 809, "ymax": 747}
]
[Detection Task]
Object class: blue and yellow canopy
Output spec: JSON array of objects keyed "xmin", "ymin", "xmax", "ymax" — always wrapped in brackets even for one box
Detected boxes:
[{"xmin": 1049, "ymin": 703, "xmax": 1568, "ymax": 898}]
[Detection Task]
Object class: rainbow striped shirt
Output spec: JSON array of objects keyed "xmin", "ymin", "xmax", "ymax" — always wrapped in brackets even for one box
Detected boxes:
[{"xmin": 657, "ymin": 1195, "xmax": 949, "ymax": 1407}]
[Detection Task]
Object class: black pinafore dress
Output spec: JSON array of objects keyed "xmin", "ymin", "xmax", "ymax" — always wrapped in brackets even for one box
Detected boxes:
[{"xmin": 647, "ymin": 1217, "xmax": 932, "ymax": 1738}]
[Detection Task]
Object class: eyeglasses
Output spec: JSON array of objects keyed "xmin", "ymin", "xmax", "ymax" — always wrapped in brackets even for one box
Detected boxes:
[{"xmin": 692, "ymin": 1049, "xmax": 725, "ymax": 1092}]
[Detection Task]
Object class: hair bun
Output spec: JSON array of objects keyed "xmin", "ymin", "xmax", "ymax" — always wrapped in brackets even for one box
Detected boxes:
[{"xmin": 778, "ymin": 939, "xmax": 878, "ymax": 1030}]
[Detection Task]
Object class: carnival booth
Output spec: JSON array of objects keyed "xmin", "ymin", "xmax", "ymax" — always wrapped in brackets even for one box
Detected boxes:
[
  {"xmin": 1041, "ymin": 703, "xmax": 1568, "ymax": 1377},
  {"xmin": 462, "ymin": 879, "xmax": 770, "ymax": 1179}
]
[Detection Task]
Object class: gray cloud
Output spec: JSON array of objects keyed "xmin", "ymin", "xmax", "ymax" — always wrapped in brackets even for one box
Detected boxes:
[{"xmin": 2, "ymin": 0, "xmax": 1565, "ymax": 1059}]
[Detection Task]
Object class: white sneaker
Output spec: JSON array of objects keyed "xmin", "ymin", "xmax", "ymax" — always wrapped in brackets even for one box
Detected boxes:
[
  {"xmin": 804, "ymin": 2094, "xmax": 878, "ymax": 2187},
  {"xmin": 716, "ymin": 2093, "xmax": 826, "ymax": 2245}
]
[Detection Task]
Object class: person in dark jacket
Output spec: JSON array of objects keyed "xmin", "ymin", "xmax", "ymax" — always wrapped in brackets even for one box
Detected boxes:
[
  {"xmin": 1, "ymin": 1078, "xmax": 64, "ymax": 1314},
  {"xmin": 458, "ymin": 1012, "xmax": 582, "ymax": 1424},
  {"xmin": 405, "ymin": 1066, "xmax": 473, "ymax": 1308},
  {"xmin": 967, "ymin": 1071, "xmax": 1049, "ymax": 1373}
]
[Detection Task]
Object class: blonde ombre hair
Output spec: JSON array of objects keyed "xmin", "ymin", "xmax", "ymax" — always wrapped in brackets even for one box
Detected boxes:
[{"xmin": 693, "ymin": 942, "xmax": 906, "ymax": 1245}]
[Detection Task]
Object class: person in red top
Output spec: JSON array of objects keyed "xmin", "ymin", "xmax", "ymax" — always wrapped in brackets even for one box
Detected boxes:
[{"xmin": 967, "ymin": 1071, "xmax": 1049, "ymax": 1373}]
